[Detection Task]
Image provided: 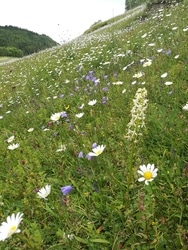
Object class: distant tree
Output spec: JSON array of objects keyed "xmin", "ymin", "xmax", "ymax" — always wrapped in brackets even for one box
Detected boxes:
[{"xmin": 0, "ymin": 46, "xmax": 23, "ymax": 57}]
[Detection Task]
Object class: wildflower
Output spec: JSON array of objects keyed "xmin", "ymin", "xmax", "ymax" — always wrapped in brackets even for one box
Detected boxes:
[
  {"xmin": 50, "ymin": 112, "xmax": 62, "ymax": 121},
  {"xmin": 28, "ymin": 128, "xmax": 34, "ymax": 132},
  {"xmin": 61, "ymin": 185, "xmax": 73, "ymax": 196},
  {"xmin": 37, "ymin": 185, "xmax": 51, "ymax": 199},
  {"xmin": 63, "ymin": 232, "xmax": 74, "ymax": 240},
  {"xmin": 141, "ymin": 33, "xmax": 147, "ymax": 38},
  {"xmin": 88, "ymin": 100, "xmax": 97, "ymax": 106},
  {"xmin": 182, "ymin": 103, "xmax": 188, "ymax": 111},
  {"xmin": 88, "ymin": 145, "xmax": 106, "ymax": 157},
  {"xmin": 131, "ymin": 81, "xmax": 137, "ymax": 85},
  {"xmin": 0, "ymin": 212, "xmax": 23, "ymax": 241},
  {"xmin": 148, "ymin": 43, "xmax": 155, "ymax": 47},
  {"xmin": 43, "ymin": 128, "xmax": 50, "ymax": 131},
  {"xmin": 157, "ymin": 49, "xmax": 163, "ymax": 53},
  {"xmin": 56, "ymin": 144, "xmax": 66, "ymax": 152},
  {"xmin": 61, "ymin": 112, "xmax": 68, "ymax": 118},
  {"xmin": 75, "ymin": 112, "xmax": 84, "ymax": 118},
  {"xmin": 164, "ymin": 81, "xmax": 173, "ymax": 86},
  {"xmin": 78, "ymin": 151, "xmax": 84, "ymax": 158},
  {"xmin": 92, "ymin": 142, "xmax": 97, "ymax": 149},
  {"xmin": 112, "ymin": 81, "xmax": 123, "ymax": 85},
  {"xmin": 137, "ymin": 163, "xmax": 158, "ymax": 185},
  {"xmin": 143, "ymin": 60, "xmax": 152, "ymax": 67},
  {"xmin": 78, "ymin": 103, "xmax": 84, "ymax": 109},
  {"xmin": 7, "ymin": 135, "xmax": 15, "ymax": 143},
  {"xmin": 126, "ymin": 88, "xmax": 148, "ymax": 143},
  {"xmin": 101, "ymin": 96, "xmax": 108, "ymax": 104},
  {"xmin": 7, "ymin": 143, "xmax": 19, "ymax": 150},
  {"xmin": 133, "ymin": 72, "xmax": 144, "ymax": 78},
  {"xmin": 161, "ymin": 72, "xmax": 168, "ymax": 78}
]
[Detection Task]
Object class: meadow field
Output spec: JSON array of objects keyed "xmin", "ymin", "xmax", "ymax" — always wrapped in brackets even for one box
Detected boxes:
[{"xmin": 0, "ymin": 1, "xmax": 187, "ymax": 249}]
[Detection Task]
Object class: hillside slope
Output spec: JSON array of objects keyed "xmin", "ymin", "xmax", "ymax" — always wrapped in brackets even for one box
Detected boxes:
[{"xmin": 0, "ymin": 1, "xmax": 187, "ymax": 249}]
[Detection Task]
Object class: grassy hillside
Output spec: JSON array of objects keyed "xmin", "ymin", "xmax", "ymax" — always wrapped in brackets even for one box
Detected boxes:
[{"xmin": 0, "ymin": 1, "xmax": 187, "ymax": 249}]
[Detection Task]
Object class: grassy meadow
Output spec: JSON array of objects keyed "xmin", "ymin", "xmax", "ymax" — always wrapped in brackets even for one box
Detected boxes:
[{"xmin": 0, "ymin": 1, "xmax": 188, "ymax": 249}]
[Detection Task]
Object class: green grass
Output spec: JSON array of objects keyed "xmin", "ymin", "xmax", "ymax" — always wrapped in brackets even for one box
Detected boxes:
[{"xmin": 0, "ymin": 1, "xmax": 188, "ymax": 249}]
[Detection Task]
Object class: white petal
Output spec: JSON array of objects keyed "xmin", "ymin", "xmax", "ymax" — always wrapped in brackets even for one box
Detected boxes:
[
  {"xmin": 88, "ymin": 152, "xmax": 97, "ymax": 157},
  {"xmin": 139, "ymin": 165, "xmax": 147, "ymax": 172},
  {"xmin": 150, "ymin": 164, "xmax": 155, "ymax": 171},
  {"xmin": 138, "ymin": 177, "xmax": 145, "ymax": 182},
  {"xmin": 137, "ymin": 170, "xmax": 144, "ymax": 175}
]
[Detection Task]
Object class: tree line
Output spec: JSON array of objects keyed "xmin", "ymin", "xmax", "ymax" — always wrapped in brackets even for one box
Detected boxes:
[{"xmin": 0, "ymin": 25, "xmax": 58, "ymax": 57}]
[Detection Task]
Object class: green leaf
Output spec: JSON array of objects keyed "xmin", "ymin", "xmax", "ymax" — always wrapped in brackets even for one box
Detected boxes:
[
  {"xmin": 90, "ymin": 238, "xmax": 110, "ymax": 244},
  {"xmin": 74, "ymin": 236, "xmax": 89, "ymax": 244},
  {"xmin": 45, "ymin": 204, "xmax": 59, "ymax": 219}
]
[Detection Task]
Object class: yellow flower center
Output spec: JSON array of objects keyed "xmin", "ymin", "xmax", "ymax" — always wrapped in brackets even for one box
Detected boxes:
[
  {"xmin": 144, "ymin": 171, "xmax": 152, "ymax": 180},
  {"xmin": 8, "ymin": 225, "xmax": 17, "ymax": 236},
  {"xmin": 96, "ymin": 150, "xmax": 102, "ymax": 155}
]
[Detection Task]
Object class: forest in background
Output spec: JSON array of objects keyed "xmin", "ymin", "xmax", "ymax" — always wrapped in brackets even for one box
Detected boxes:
[{"xmin": 0, "ymin": 25, "xmax": 58, "ymax": 57}]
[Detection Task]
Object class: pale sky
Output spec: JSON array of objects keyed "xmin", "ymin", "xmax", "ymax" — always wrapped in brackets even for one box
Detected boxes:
[{"xmin": 1, "ymin": 0, "xmax": 125, "ymax": 43}]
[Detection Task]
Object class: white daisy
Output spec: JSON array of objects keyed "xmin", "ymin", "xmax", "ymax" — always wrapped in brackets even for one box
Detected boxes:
[
  {"xmin": 7, "ymin": 135, "xmax": 15, "ymax": 143},
  {"xmin": 75, "ymin": 112, "xmax": 84, "ymax": 118},
  {"xmin": 182, "ymin": 103, "xmax": 188, "ymax": 111},
  {"xmin": 88, "ymin": 145, "xmax": 106, "ymax": 157},
  {"xmin": 164, "ymin": 81, "xmax": 173, "ymax": 86},
  {"xmin": 0, "ymin": 212, "xmax": 23, "ymax": 241},
  {"xmin": 137, "ymin": 164, "xmax": 158, "ymax": 185},
  {"xmin": 56, "ymin": 144, "xmax": 66, "ymax": 152},
  {"xmin": 143, "ymin": 60, "xmax": 152, "ymax": 67},
  {"xmin": 37, "ymin": 185, "xmax": 51, "ymax": 199},
  {"xmin": 50, "ymin": 112, "xmax": 62, "ymax": 121},
  {"xmin": 7, "ymin": 143, "xmax": 19, "ymax": 150},
  {"xmin": 88, "ymin": 100, "xmax": 97, "ymax": 106},
  {"xmin": 28, "ymin": 128, "xmax": 34, "ymax": 132},
  {"xmin": 161, "ymin": 72, "xmax": 168, "ymax": 78}
]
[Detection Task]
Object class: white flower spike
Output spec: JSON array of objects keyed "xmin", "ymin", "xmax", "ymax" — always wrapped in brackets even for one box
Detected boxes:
[
  {"xmin": 0, "ymin": 212, "xmax": 23, "ymax": 241},
  {"xmin": 37, "ymin": 185, "xmax": 51, "ymax": 199}
]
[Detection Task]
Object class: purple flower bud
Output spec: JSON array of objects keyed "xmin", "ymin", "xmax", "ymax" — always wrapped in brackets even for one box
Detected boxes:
[
  {"xmin": 61, "ymin": 185, "xmax": 73, "ymax": 195},
  {"xmin": 53, "ymin": 132, "xmax": 58, "ymax": 136},
  {"xmin": 92, "ymin": 142, "xmax": 97, "ymax": 149},
  {"xmin": 102, "ymin": 87, "xmax": 108, "ymax": 92},
  {"xmin": 69, "ymin": 124, "xmax": 73, "ymax": 130},
  {"xmin": 86, "ymin": 153, "xmax": 92, "ymax": 160},
  {"xmin": 78, "ymin": 151, "xmax": 84, "ymax": 158},
  {"xmin": 61, "ymin": 112, "xmax": 67, "ymax": 118},
  {"xmin": 101, "ymin": 96, "xmax": 108, "ymax": 104}
]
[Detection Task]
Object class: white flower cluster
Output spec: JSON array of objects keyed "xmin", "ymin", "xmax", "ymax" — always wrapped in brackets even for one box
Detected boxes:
[{"xmin": 126, "ymin": 87, "xmax": 148, "ymax": 143}]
